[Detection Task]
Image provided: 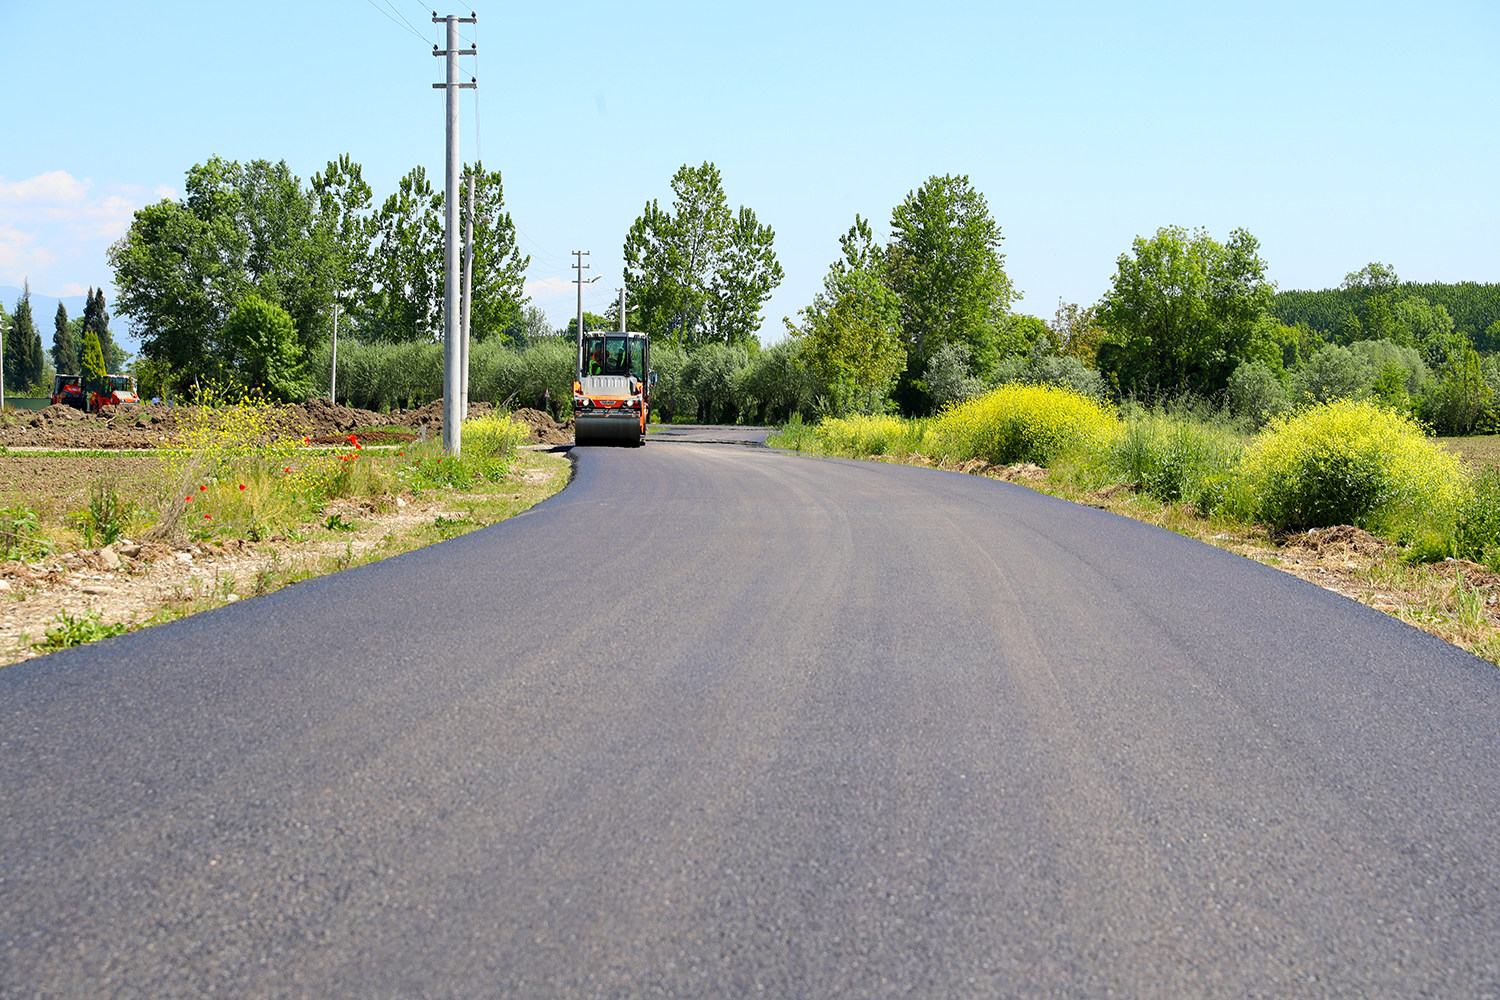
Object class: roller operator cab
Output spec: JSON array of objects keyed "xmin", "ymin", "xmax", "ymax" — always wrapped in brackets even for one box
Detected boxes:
[{"xmin": 574, "ymin": 331, "xmax": 655, "ymax": 446}]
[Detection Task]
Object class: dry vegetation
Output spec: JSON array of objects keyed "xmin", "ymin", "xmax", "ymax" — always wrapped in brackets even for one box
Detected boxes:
[{"xmin": 1, "ymin": 444, "xmax": 569, "ymax": 666}]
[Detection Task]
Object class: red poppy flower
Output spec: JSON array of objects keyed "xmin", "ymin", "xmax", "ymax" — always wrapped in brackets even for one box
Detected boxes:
[
  {"xmin": 199, "ymin": 485, "xmax": 207, "ymax": 491},
  {"xmin": 204, "ymin": 513, "xmax": 212, "ymax": 520},
  {"xmin": 238, "ymin": 484, "xmax": 246, "ymax": 491},
  {"xmin": 285, "ymin": 467, "xmax": 292, "ymax": 473},
  {"xmin": 185, "ymin": 495, "xmax": 193, "ymax": 502}
]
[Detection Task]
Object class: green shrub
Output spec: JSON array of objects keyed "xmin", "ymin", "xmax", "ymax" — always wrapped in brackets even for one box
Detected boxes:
[
  {"xmin": 36, "ymin": 610, "xmax": 129, "ymax": 651},
  {"xmin": 0, "ymin": 506, "xmax": 51, "ymax": 561},
  {"xmin": 87, "ymin": 481, "xmax": 131, "ymax": 545},
  {"xmin": 397, "ymin": 413, "xmax": 525, "ymax": 492},
  {"xmin": 767, "ymin": 412, "xmax": 818, "ymax": 452},
  {"xmin": 1227, "ymin": 360, "xmax": 1289, "ymax": 428},
  {"xmin": 815, "ymin": 414, "xmax": 927, "ymax": 457},
  {"xmin": 1454, "ymin": 467, "xmax": 1500, "ymax": 570},
  {"xmin": 1291, "ymin": 344, "xmax": 1374, "ymax": 405},
  {"xmin": 1110, "ymin": 407, "xmax": 1243, "ymax": 505},
  {"xmin": 929, "ymin": 383, "xmax": 1115, "ymax": 467},
  {"xmin": 1237, "ymin": 398, "xmax": 1467, "ymax": 535}
]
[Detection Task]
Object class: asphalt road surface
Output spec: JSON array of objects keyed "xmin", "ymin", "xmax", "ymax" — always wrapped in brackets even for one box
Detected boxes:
[{"xmin": 3, "ymin": 431, "xmax": 1499, "ymax": 998}]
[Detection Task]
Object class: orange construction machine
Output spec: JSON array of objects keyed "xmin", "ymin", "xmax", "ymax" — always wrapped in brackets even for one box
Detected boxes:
[
  {"xmin": 573, "ymin": 330, "xmax": 654, "ymax": 446},
  {"xmin": 51, "ymin": 373, "xmax": 139, "ymax": 412}
]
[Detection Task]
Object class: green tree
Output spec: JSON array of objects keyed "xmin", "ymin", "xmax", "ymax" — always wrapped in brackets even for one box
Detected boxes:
[
  {"xmin": 787, "ymin": 221, "xmax": 905, "ymax": 416},
  {"xmin": 311, "ymin": 153, "xmax": 377, "ymax": 321},
  {"xmin": 224, "ymin": 294, "xmax": 309, "ymax": 401},
  {"xmin": 564, "ymin": 312, "xmax": 614, "ymax": 339},
  {"xmin": 81, "ymin": 288, "xmax": 124, "ymax": 372},
  {"xmin": 108, "ymin": 196, "xmax": 225, "ymax": 384},
  {"xmin": 363, "ymin": 165, "xmax": 443, "ymax": 343},
  {"xmin": 1422, "ymin": 346, "xmax": 1493, "ymax": 435},
  {"xmin": 81, "ymin": 326, "xmax": 107, "ymax": 396},
  {"xmin": 52, "ymin": 302, "xmax": 78, "ymax": 374},
  {"xmin": 460, "ymin": 162, "xmax": 531, "ymax": 343},
  {"xmin": 1291, "ymin": 344, "xmax": 1374, "ymax": 405},
  {"xmin": 884, "ymin": 174, "xmax": 1014, "ymax": 379},
  {"xmin": 1096, "ymin": 225, "xmax": 1275, "ymax": 399},
  {"xmin": 623, "ymin": 162, "xmax": 783, "ymax": 347},
  {"xmin": 5, "ymin": 283, "xmax": 41, "ymax": 393},
  {"xmin": 111, "ymin": 156, "xmax": 348, "ymax": 386}
]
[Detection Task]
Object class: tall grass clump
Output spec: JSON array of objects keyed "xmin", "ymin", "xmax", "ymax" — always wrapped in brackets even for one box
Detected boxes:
[
  {"xmin": 1235, "ymin": 398, "xmax": 1467, "ymax": 537},
  {"xmin": 768, "ymin": 412, "xmax": 818, "ymax": 452},
  {"xmin": 814, "ymin": 413, "xmax": 928, "ymax": 457},
  {"xmin": 1453, "ymin": 467, "xmax": 1500, "ymax": 570},
  {"xmin": 930, "ymin": 383, "xmax": 1115, "ymax": 467},
  {"xmin": 1110, "ymin": 406, "xmax": 1245, "ymax": 505},
  {"xmin": 398, "ymin": 414, "xmax": 527, "ymax": 492}
]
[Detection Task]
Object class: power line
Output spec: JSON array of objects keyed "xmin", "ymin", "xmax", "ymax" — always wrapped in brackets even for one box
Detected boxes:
[
  {"xmin": 361, "ymin": 0, "xmax": 427, "ymax": 42},
  {"xmin": 382, "ymin": 0, "xmax": 429, "ymax": 39}
]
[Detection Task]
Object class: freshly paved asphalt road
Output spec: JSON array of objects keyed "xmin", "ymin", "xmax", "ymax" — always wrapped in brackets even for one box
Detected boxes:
[{"xmin": 3, "ymin": 431, "xmax": 1500, "ymax": 998}]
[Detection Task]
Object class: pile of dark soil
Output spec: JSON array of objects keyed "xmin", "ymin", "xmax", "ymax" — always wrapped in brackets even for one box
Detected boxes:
[
  {"xmin": 0, "ymin": 398, "xmax": 574, "ymax": 450},
  {"xmin": 511, "ymin": 408, "xmax": 575, "ymax": 446},
  {"xmin": 0, "ymin": 403, "xmax": 180, "ymax": 449}
]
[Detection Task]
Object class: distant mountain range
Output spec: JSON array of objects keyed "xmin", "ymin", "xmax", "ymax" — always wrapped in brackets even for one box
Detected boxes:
[{"xmin": 0, "ymin": 285, "xmax": 142, "ymax": 354}]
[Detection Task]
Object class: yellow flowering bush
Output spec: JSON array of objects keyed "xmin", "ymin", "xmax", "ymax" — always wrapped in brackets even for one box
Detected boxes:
[
  {"xmin": 1237, "ymin": 398, "xmax": 1468, "ymax": 536},
  {"xmin": 930, "ymin": 383, "xmax": 1116, "ymax": 467},
  {"xmin": 814, "ymin": 414, "xmax": 928, "ymax": 457}
]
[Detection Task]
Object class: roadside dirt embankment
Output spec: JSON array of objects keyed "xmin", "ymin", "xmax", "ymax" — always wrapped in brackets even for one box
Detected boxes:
[{"xmin": 0, "ymin": 400, "xmax": 574, "ymax": 450}]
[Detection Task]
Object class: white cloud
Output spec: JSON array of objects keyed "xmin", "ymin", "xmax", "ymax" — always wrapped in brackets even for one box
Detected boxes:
[
  {"xmin": 0, "ymin": 170, "xmax": 167, "ymax": 295},
  {"xmin": 0, "ymin": 170, "xmax": 91, "ymax": 206}
]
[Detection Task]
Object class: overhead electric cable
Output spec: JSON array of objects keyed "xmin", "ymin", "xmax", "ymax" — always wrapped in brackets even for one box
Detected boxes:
[{"xmin": 361, "ymin": 0, "xmax": 427, "ymax": 42}]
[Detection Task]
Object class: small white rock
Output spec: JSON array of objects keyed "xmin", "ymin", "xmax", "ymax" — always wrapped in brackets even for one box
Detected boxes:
[
  {"xmin": 0, "ymin": 580, "xmax": 10, "ymax": 592},
  {"xmin": 396, "ymin": 497, "xmax": 407, "ymax": 508},
  {"xmin": 225, "ymin": 594, "xmax": 240, "ymax": 603},
  {"xmin": 175, "ymin": 551, "xmax": 193, "ymax": 564}
]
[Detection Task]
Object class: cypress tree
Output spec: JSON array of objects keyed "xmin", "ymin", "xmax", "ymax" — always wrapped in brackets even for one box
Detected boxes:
[
  {"xmin": 53, "ymin": 302, "xmax": 77, "ymax": 375},
  {"xmin": 82, "ymin": 288, "xmax": 124, "ymax": 373},
  {"xmin": 7, "ymin": 283, "xmax": 38, "ymax": 393},
  {"xmin": 27, "ymin": 328, "xmax": 44, "ymax": 390},
  {"xmin": 81, "ymin": 327, "xmax": 107, "ymax": 395}
]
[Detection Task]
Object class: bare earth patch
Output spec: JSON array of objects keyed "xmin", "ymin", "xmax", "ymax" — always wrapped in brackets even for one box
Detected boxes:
[{"xmin": 1, "ymin": 449, "xmax": 569, "ymax": 666}]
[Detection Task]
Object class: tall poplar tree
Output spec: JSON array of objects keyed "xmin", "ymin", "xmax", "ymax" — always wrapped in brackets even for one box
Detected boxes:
[
  {"xmin": 53, "ymin": 302, "xmax": 79, "ymax": 374},
  {"xmin": 623, "ymin": 162, "xmax": 783, "ymax": 348}
]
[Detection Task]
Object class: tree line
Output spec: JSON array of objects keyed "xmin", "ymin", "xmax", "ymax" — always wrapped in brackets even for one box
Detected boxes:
[
  {"xmin": 2, "ymin": 284, "xmax": 125, "ymax": 395},
  {"xmin": 108, "ymin": 154, "xmax": 529, "ymax": 400},
  {"xmin": 72, "ymin": 150, "xmax": 1500, "ymax": 436}
]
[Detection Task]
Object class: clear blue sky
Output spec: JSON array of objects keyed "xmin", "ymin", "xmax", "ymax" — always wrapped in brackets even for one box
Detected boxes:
[{"xmin": 2, "ymin": 0, "xmax": 1496, "ymax": 348}]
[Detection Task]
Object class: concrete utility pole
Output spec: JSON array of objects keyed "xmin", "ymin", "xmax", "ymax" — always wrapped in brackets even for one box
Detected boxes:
[
  {"xmin": 432, "ymin": 11, "xmax": 476, "ymax": 455},
  {"xmin": 618, "ymin": 287, "xmax": 626, "ymax": 333},
  {"xmin": 572, "ymin": 250, "xmax": 599, "ymax": 374},
  {"xmin": 460, "ymin": 171, "xmax": 475, "ymax": 422}
]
